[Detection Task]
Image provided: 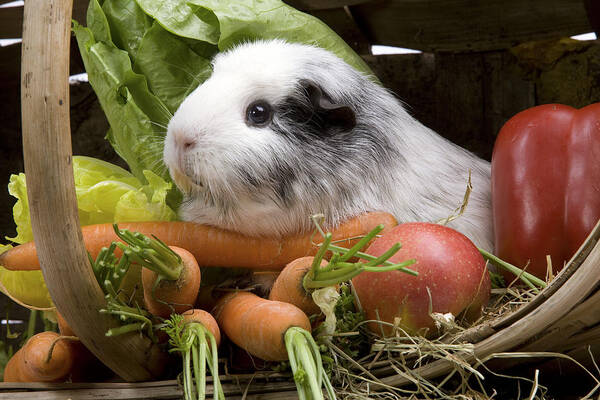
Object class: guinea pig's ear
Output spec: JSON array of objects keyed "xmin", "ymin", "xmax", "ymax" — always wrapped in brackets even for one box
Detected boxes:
[{"xmin": 301, "ymin": 80, "xmax": 356, "ymax": 132}]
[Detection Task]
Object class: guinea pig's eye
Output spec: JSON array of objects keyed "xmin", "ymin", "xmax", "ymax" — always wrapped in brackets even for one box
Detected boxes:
[{"xmin": 245, "ymin": 101, "xmax": 272, "ymax": 127}]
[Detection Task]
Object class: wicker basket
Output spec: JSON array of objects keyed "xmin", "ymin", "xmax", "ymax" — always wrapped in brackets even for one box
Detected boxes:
[{"xmin": 2, "ymin": 0, "xmax": 599, "ymax": 398}]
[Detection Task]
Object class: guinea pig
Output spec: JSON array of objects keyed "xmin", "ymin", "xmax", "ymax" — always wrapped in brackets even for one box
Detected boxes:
[{"xmin": 163, "ymin": 39, "xmax": 493, "ymax": 250}]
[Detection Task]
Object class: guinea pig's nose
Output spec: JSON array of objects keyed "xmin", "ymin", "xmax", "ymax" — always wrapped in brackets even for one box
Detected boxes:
[{"xmin": 183, "ymin": 138, "xmax": 196, "ymax": 150}]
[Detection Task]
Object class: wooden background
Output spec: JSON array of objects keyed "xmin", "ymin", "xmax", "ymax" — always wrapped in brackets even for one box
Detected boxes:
[{"xmin": 0, "ymin": 0, "xmax": 599, "ymax": 355}]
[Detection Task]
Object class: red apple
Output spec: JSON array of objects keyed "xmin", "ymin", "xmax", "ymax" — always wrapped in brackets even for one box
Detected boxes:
[{"xmin": 352, "ymin": 222, "xmax": 490, "ymax": 337}]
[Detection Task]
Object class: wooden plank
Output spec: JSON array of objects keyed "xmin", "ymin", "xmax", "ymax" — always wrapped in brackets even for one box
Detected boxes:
[
  {"xmin": 584, "ymin": 0, "xmax": 600, "ymax": 36},
  {"xmin": 0, "ymin": 0, "xmax": 86, "ymax": 38},
  {"xmin": 311, "ymin": 8, "xmax": 371, "ymax": 55},
  {"xmin": 283, "ymin": 0, "xmax": 372, "ymax": 11},
  {"xmin": 0, "ymin": 5, "xmax": 22, "ymax": 39},
  {"xmin": 0, "ymin": 380, "xmax": 299, "ymax": 400},
  {"xmin": 350, "ymin": 0, "xmax": 592, "ymax": 52}
]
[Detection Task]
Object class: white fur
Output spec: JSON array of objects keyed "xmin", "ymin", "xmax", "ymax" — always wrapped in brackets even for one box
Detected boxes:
[{"xmin": 164, "ymin": 40, "xmax": 493, "ymax": 250}]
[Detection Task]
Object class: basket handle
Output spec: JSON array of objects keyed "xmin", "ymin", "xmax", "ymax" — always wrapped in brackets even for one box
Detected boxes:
[{"xmin": 20, "ymin": 0, "xmax": 164, "ymax": 381}]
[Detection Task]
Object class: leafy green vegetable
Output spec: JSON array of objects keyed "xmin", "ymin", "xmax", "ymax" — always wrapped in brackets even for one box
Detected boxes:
[
  {"xmin": 134, "ymin": 22, "xmax": 214, "ymax": 114},
  {"xmin": 73, "ymin": 0, "xmax": 374, "ymax": 193},
  {"xmin": 102, "ymin": 0, "xmax": 152, "ymax": 59},
  {"xmin": 188, "ymin": 0, "xmax": 372, "ymax": 75},
  {"xmin": 136, "ymin": 0, "xmax": 220, "ymax": 44},
  {"xmin": 0, "ymin": 156, "xmax": 176, "ymax": 309},
  {"xmin": 6, "ymin": 156, "xmax": 176, "ymax": 246}
]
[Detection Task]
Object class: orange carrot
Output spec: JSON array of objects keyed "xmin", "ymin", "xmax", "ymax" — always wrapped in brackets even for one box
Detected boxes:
[
  {"xmin": 4, "ymin": 331, "xmax": 75, "ymax": 382},
  {"xmin": 182, "ymin": 309, "xmax": 221, "ymax": 347},
  {"xmin": 112, "ymin": 225, "xmax": 202, "ymax": 319},
  {"xmin": 3, "ymin": 349, "xmax": 23, "ymax": 382},
  {"xmin": 163, "ymin": 311, "xmax": 223, "ymax": 400},
  {"xmin": 139, "ymin": 246, "xmax": 201, "ymax": 318},
  {"xmin": 213, "ymin": 292, "xmax": 336, "ymax": 399},
  {"xmin": 268, "ymin": 256, "xmax": 326, "ymax": 317},
  {"xmin": 0, "ymin": 212, "xmax": 397, "ymax": 271},
  {"xmin": 213, "ymin": 291, "xmax": 311, "ymax": 361}
]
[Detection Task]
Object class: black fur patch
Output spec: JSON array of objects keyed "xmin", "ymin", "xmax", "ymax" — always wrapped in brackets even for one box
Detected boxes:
[{"xmin": 272, "ymin": 81, "xmax": 356, "ymax": 143}]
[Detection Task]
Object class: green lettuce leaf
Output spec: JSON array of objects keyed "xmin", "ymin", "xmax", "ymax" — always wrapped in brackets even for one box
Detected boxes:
[
  {"xmin": 1, "ymin": 157, "xmax": 176, "ymax": 309},
  {"xmin": 74, "ymin": 12, "xmax": 172, "ymax": 188},
  {"xmin": 6, "ymin": 156, "xmax": 176, "ymax": 245},
  {"xmin": 187, "ymin": 0, "xmax": 373, "ymax": 76},
  {"xmin": 135, "ymin": 0, "xmax": 220, "ymax": 44},
  {"xmin": 0, "ymin": 244, "xmax": 52, "ymax": 309},
  {"xmin": 134, "ymin": 21, "xmax": 214, "ymax": 114}
]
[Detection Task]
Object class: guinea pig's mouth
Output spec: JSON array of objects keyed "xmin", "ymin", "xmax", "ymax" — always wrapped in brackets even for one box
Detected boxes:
[{"xmin": 170, "ymin": 168, "xmax": 204, "ymax": 192}]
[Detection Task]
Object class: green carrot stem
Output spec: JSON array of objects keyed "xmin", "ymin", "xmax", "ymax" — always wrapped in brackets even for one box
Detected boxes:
[
  {"xmin": 112, "ymin": 254, "xmax": 131, "ymax": 288},
  {"xmin": 338, "ymin": 224, "xmax": 384, "ymax": 261},
  {"xmin": 310, "ymin": 264, "xmax": 361, "ymax": 282},
  {"xmin": 296, "ymin": 335, "xmax": 322, "ymax": 400},
  {"xmin": 362, "ymin": 259, "xmax": 416, "ymax": 273},
  {"xmin": 105, "ymin": 322, "xmax": 145, "ymax": 337},
  {"xmin": 199, "ymin": 340, "xmax": 207, "ymax": 400},
  {"xmin": 328, "ymin": 244, "xmax": 399, "ymax": 266},
  {"xmin": 363, "ymin": 242, "xmax": 402, "ymax": 266},
  {"xmin": 478, "ymin": 248, "xmax": 547, "ymax": 289},
  {"xmin": 285, "ymin": 327, "xmax": 336, "ymax": 400},
  {"xmin": 184, "ymin": 352, "xmax": 193, "ymax": 400},
  {"xmin": 100, "ymin": 308, "xmax": 153, "ymax": 327},
  {"xmin": 311, "ymin": 233, "xmax": 332, "ymax": 273},
  {"xmin": 207, "ymin": 334, "xmax": 224, "ymax": 400},
  {"xmin": 26, "ymin": 310, "xmax": 37, "ymax": 341},
  {"xmin": 113, "ymin": 224, "xmax": 182, "ymax": 281},
  {"xmin": 304, "ymin": 258, "xmax": 417, "ymax": 289}
]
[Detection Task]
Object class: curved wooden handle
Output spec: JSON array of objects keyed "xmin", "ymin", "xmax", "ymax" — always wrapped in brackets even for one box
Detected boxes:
[{"xmin": 20, "ymin": 0, "xmax": 164, "ymax": 381}]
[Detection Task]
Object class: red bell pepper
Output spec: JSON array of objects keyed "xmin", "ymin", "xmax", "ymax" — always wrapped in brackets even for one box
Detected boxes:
[{"xmin": 491, "ymin": 103, "xmax": 600, "ymax": 280}]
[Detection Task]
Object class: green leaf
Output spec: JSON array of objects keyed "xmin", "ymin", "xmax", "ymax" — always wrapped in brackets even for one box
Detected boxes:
[
  {"xmin": 134, "ymin": 0, "xmax": 220, "ymax": 44},
  {"xmin": 2, "ymin": 157, "xmax": 176, "ymax": 310},
  {"xmin": 0, "ymin": 255, "xmax": 53, "ymax": 310},
  {"xmin": 102, "ymin": 0, "xmax": 153, "ymax": 59},
  {"xmin": 6, "ymin": 156, "xmax": 176, "ymax": 245},
  {"xmin": 187, "ymin": 0, "xmax": 374, "ymax": 77},
  {"xmin": 134, "ymin": 21, "xmax": 215, "ymax": 113},
  {"xmin": 74, "ymin": 18, "xmax": 171, "ymax": 183},
  {"xmin": 87, "ymin": 0, "xmax": 112, "ymax": 44}
]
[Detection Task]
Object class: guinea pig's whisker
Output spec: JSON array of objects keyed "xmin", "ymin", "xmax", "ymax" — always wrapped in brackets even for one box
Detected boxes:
[
  {"xmin": 149, "ymin": 121, "xmax": 169, "ymax": 131},
  {"xmin": 156, "ymin": 103, "xmax": 175, "ymax": 120}
]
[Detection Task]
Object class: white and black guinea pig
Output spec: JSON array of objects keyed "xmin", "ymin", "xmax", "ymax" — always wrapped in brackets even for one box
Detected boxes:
[{"xmin": 164, "ymin": 39, "xmax": 493, "ymax": 250}]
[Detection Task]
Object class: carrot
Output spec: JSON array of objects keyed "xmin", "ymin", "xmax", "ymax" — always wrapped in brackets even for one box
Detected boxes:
[
  {"xmin": 269, "ymin": 225, "xmax": 417, "ymax": 317},
  {"xmin": 182, "ymin": 309, "xmax": 221, "ymax": 347},
  {"xmin": 3, "ymin": 349, "xmax": 23, "ymax": 382},
  {"xmin": 114, "ymin": 227, "xmax": 202, "ymax": 319},
  {"xmin": 269, "ymin": 256, "xmax": 327, "ymax": 317},
  {"xmin": 0, "ymin": 212, "xmax": 397, "ymax": 271},
  {"xmin": 213, "ymin": 291, "xmax": 310, "ymax": 361},
  {"xmin": 54, "ymin": 311, "xmax": 112, "ymax": 382},
  {"xmin": 213, "ymin": 291, "xmax": 336, "ymax": 399},
  {"xmin": 3, "ymin": 331, "xmax": 75, "ymax": 382},
  {"xmin": 164, "ymin": 311, "xmax": 223, "ymax": 400}
]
